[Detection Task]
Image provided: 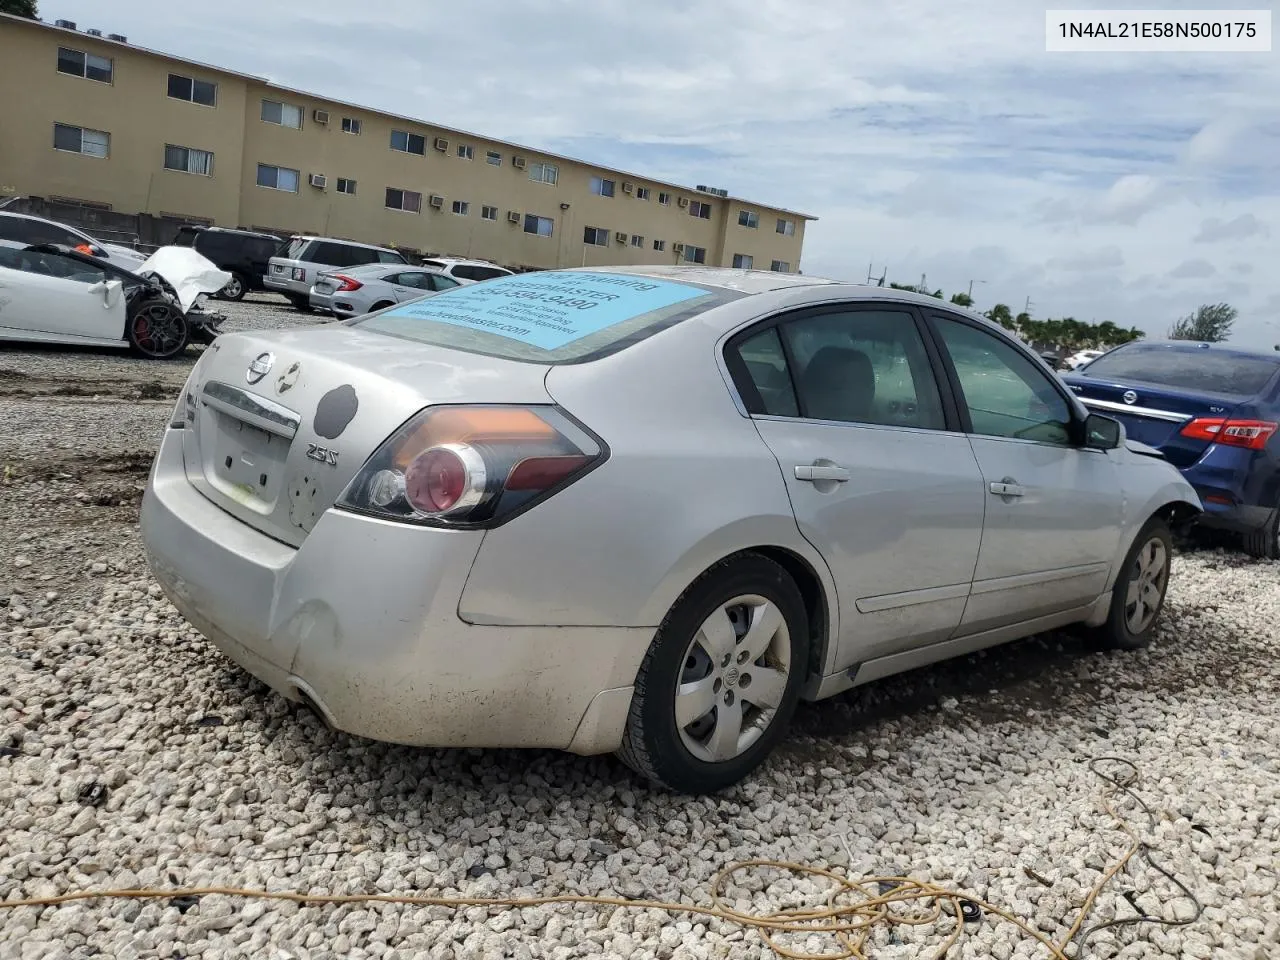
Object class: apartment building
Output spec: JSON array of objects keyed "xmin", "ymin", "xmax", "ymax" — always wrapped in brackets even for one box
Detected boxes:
[{"xmin": 0, "ymin": 14, "xmax": 814, "ymax": 271}]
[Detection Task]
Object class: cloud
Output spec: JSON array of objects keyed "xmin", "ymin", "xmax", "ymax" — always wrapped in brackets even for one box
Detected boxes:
[
  {"xmin": 47, "ymin": 0, "xmax": 1280, "ymax": 345},
  {"xmin": 1168, "ymin": 259, "xmax": 1217, "ymax": 280},
  {"xmin": 1194, "ymin": 214, "xmax": 1268, "ymax": 243}
]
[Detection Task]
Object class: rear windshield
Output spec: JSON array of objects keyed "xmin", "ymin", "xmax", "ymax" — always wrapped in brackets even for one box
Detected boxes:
[
  {"xmin": 1079, "ymin": 344, "xmax": 1280, "ymax": 397},
  {"xmin": 350, "ymin": 270, "xmax": 742, "ymax": 363}
]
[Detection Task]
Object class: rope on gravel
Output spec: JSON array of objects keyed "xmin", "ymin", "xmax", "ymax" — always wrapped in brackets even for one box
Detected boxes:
[{"xmin": 0, "ymin": 758, "xmax": 1202, "ymax": 959}]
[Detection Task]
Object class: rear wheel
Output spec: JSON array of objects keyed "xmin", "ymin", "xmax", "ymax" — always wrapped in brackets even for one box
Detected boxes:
[
  {"xmin": 127, "ymin": 299, "xmax": 189, "ymax": 359},
  {"xmin": 617, "ymin": 554, "xmax": 809, "ymax": 793},
  {"xmin": 370, "ymin": 301, "xmax": 395, "ymax": 313},
  {"xmin": 1093, "ymin": 518, "xmax": 1173, "ymax": 650},
  {"xmin": 287, "ymin": 294, "xmax": 312, "ymax": 312},
  {"xmin": 218, "ymin": 271, "xmax": 248, "ymax": 301},
  {"xmin": 1242, "ymin": 508, "xmax": 1280, "ymax": 560}
]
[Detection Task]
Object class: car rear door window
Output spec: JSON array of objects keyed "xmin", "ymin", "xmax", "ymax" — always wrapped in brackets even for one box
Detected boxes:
[
  {"xmin": 429, "ymin": 274, "xmax": 461, "ymax": 291},
  {"xmin": 732, "ymin": 307, "xmax": 945, "ymax": 429},
  {"xmin": 932, "ymin": 316, "xmax": 1072, "ymax": 444}
]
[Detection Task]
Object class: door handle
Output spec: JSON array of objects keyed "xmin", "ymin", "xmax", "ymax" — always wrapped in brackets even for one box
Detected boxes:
[
  {"xmin": 795, "ymin": 463, "xmax": 850, "ymax": 483},
  {"xmin": 989, "ymin": 479, "xmax": 1025, "ymax": 498}
]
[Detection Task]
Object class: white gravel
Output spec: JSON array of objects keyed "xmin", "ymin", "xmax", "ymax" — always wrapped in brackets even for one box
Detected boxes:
[{"xmin": 2, "ymin": 294, "xmax": 1279, "ymax": 959}]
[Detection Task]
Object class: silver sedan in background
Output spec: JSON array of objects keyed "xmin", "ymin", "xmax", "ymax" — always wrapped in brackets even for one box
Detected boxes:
[
  {"xmin": 141, "ymin": 267, "xmax": 1200, "ymax": 793},
  {"xmin": 309, "ymin": 264, "xmax": 462, "ymax": 317}
]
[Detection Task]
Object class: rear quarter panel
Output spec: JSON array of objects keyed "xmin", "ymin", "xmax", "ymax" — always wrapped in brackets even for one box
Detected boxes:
[{"xmin": 456, "ymin": 307, "xmax": 837, "ymax": 646}]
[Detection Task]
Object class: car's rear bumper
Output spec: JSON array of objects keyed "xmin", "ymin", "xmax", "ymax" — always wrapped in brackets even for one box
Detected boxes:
[
  {"xmin": 140, "ymin": 427, "xmax": 647, "ymax": 755},
  {"xmin": 1182, "ymin": 450, "xmax": 1280, "ymax": 535},
  {"xmin": 308, "ymin": 289, "xmax": 335, "ymax": 313}
]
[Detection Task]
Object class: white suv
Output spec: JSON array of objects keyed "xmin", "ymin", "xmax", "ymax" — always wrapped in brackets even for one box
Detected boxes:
[
  {"xmin": 266, "ymin": 236, "xmax": 408, "ymax": 309},
  {"xmin": 417, "ymin": 257, "xmax": 514, "ymax": 284}
]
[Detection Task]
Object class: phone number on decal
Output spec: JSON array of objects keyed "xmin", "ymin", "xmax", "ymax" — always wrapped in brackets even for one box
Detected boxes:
[{"xmin": 1056, "ymin": 20, "xmax": 1259, "ymax": 38}]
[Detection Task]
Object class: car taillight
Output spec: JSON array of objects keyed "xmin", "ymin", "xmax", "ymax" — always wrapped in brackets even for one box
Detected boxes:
[
  {"xmin": 1180, "ymin": 418, "xmax": 1279, "ymax": 450},
  {"xmin": 336, "ymin": 405, "xmax": 607, "ymax": 527},
  {"xmin": 330, "ymin": 274, "xmax": 362, "ymax": 292},
  {"xmin": 292, "ymin": 267, "xmax": 306, "ymax": 281}
]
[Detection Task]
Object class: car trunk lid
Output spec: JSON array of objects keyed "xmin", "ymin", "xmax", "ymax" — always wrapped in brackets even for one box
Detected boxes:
[
  {"xmin": 1065, "ymin": 376, "xmax": 1243, "ymax": 467},
  {"xmin": 180, "ymin": 325, "xmax": 552, "ymax": 547}
]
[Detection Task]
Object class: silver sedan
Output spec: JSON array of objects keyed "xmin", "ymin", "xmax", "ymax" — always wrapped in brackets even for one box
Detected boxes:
[
  {"xmin": 308, "ymin": 264, "xmax": 462, "ymax": 317},
  {"xmin": 141, "ymin": 267, "xmax": 1200, "ymax": 793}
]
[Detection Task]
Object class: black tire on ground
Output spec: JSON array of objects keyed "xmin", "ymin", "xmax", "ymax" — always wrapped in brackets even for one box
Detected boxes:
[
  {"xmin": 1092, "ymin": 517, "xmax": 1174, "ymax": 651},
  {"xmin": 126, "ymin": 298, "xmax": 190, "ymax": 360},
  {"xmin": 370, "ymin": 301, "xmax": 395, "ymax": 313},
  {"xmin": 1242, "ymin": 508, "xmax": 1280, "ymax": 560},
  {"xmin": 617, "ymin": 553, "xmax": 810, "ymax": 794},
  {"xmin": 288, "ymin": 294, "xmax": 312, "ymax": 312},
  {"xmin": 218, "ymin": 271, "xmax": 248, "ymax": 301}
]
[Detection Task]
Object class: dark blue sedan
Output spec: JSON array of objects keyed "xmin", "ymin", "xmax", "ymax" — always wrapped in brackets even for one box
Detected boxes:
[{"xmin": 1063, "ymin": 340, "xmax": 1280, "ymax": 557}]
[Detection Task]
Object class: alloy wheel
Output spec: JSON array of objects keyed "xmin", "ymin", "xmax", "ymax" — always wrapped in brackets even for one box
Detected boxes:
[{"xmin": 1124, "ymin": 536, "xmax": 1168, "ymax": 634}]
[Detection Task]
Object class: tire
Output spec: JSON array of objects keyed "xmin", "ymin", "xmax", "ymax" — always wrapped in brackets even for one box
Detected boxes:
[
  {"xmin": 218, "ymin": 271, "xmax": 248, "ymax": 301},
  {"xmin": 287, "ymin": 294, "xmax": 312, "ymax": 312},
  {"xmin": 370, "ymin": 301, "xmax": 395, "ymax": 313},
  {"xmin": 617, "ymin": 553, "xmax": 809, "ymax": 793},
  {"xmin": 1242, "ymin": 508, "xmax": 1280, "ymax": 560},
  {"xmin": 126, "ymin": 299, "xmax": 190, "ymax": 359},
  {"xmin": 1092, "ymin": 518, "xmax": 1174, "ymax": 651}
]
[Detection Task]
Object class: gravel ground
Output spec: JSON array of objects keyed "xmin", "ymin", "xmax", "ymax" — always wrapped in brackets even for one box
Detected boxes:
[{"xmin": 2, "ymin": 295, "xmax": 1278, "ymax": 959}]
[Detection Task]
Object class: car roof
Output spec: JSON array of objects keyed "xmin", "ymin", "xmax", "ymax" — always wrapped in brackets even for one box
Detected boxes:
[
  {"xmin": 290, "ymin": 235, "xmax": 401, "ymax": 253},
  {"xmin": 423, "ymin": 257, "xmax": 507, "ymax": 267},
  {"xmin": 335, "ymin": 262, "xmax": 448, "ymax": 276},
  {"xmin": 189, "ymin": 226, "xmax": 282, "ymax": 240}
]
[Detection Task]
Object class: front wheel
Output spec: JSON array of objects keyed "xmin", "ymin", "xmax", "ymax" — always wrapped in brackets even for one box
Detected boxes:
[
  {"xmin": 1093, "ymin": 518, "xmax": 1173, "ymax": 650},
  {"xmin": 127, "ymin": 299, "xmax": 189, "ymax": 359},
  {"xmin": 617, "ymin": 553, "xmax": 809, "ymax": 793}
]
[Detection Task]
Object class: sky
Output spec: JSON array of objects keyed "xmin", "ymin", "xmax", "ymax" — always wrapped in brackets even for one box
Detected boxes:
[{"xmin": 45, "ymin": 0, "xmax": 1280, "ymax": 347}]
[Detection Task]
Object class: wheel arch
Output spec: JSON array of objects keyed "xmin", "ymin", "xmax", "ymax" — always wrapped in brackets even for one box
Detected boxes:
[{"xmin": 1105, "ymin": 491, "xmax": 1201, "ymax": 592}]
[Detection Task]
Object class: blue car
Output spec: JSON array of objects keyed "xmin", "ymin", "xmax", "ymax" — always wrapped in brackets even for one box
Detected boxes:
[{"xmin": 1063, "ymin": 340, "xmax": 1280, "ymax": 557}]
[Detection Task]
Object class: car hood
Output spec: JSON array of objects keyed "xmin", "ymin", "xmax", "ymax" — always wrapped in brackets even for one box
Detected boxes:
[{"xmin": 138, "ymin": 246, "xmax": 232, "ymax": 311}]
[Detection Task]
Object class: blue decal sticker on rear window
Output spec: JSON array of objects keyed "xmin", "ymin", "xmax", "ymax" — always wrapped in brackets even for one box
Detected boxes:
[{"xmin": 377, "ymin": 271, "xmax": 706, "ymax": 350}]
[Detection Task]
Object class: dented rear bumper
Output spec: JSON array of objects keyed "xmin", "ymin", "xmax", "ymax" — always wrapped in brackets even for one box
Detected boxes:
[{"xmin": 141, "ymin": 426, "xmax": 646, "ymax": 755}]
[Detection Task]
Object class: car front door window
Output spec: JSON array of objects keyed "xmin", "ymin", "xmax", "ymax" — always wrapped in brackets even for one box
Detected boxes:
[{"xmin": 933, "ymin": 317, "xmax": 1072, "ymax": 444}]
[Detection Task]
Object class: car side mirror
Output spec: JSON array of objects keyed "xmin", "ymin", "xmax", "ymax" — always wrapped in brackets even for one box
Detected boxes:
[{"xmin": 1083, "ymin": 413, "xmax": 1122, "ymax": 450}]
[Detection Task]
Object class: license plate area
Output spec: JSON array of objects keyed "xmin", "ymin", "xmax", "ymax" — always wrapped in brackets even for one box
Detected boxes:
[
  {"xmin": 314, "ymin": 282, "xmax": 334, "ymax": 294},
  {"xmin": 206, "ymin": 411, "xmax": 291, "ymax": 513}
]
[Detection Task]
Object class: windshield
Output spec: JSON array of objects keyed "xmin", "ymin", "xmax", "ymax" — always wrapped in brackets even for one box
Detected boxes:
[
  {"xmin": 350, "ymin": 270, "xmax": 743, "ymax": 363},
  {"xmin": 1079, "ymin": 344, "xmax": 1280, "ymax": 398}
]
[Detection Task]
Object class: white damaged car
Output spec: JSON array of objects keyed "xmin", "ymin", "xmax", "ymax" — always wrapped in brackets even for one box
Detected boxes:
[{"xmin": 0, "ymin": 243, "xmax": 230, "ymax": 358}]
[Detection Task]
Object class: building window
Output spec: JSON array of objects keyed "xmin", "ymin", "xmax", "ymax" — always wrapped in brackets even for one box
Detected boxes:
[
  {"xmin": 485, "ymin": 150, "xmax": 502, "ymax": 166},
  {"xmin": 658, "ymin": 192, "xmax": 671, "ymax": 205},
  {"xmin": 771, "ymin": 260, "xmax": 791, "ymax": 272},
  {"xmin": 341, "ymin": 117, "xmax": 361, "ymax": 135},
  {"xmin": 336, "ymin": 178, "xmax": 357, "ymax": 195},
  {"xmin": 167, "ymin": 74, "xmax": 217, "ymax": 107},
  {"xmin": 524, "ymin": 214, "xmax": 554, "ymax": 237},
  {"xmin": 53, "ymin": 123, "xmax": 109, "ymax": 158},
  {"xmin": 385, "ymin": 187, "xmax": 422, "ymax": 213},
  {"xmin": 732, "ymin": 253, "xmax": 754, "ymax": 269},
  {"xmin": 653, "ymin": 239, "xmax": 666, "ymax": 252},
  {"xmin": 529, "ymin": 162, "xmax": 558, "ymax": 185},
  {"xmin": 590, "ymin": 176, "xmax": 615, "ymax": 198},
  {"xmin": 630, "ymin": 235, "xmax": 644, "ymax": 248},
  {"xmin": 457, "ymin": 144, "xmax": 474, "ymax": 160},
  {"xmin": 163, "ymin": 144, "xmax": 214, "ymax": 176},
  {"xmin": 683, "ymin": 245, "xmax": 707, "ymax": 264},
  {"xmin": 390, "ymin": 130, "xmax": 425, "ymax": 155},
  {"xmin": 776, "ymin": 218, "xmax": 795, "ymax": 236},
  {"xmin": 261, "ymin": 99, "xmax": 303, "ymax": 129},
  {"xmin": 738, "ymin": 210, "xmax": 759, "ymax": 229},
  {"xmin": 636, "ymin": 187, "xmax": 651, "ymax": 200},
  {"xmin": 689, "ymin": 200, "xmax": 712, "ymax": 220},
  {"xmin": 452, "ymin": 200, "xmax": 470, "ymax": 215},
  {"xmin": 481, "ymin": 205, "xmax": 498, "ymax": 221},
  {"xmin": 583, "ymin": 226, "xmax": 609, "ymax": 246},
  {"xmin": 57, "ymin": 47, "xmax": 112, "ymax": 83},
  {"xmin": 256, "ymin": 163, "xmax": 299, "ymax": 192}
]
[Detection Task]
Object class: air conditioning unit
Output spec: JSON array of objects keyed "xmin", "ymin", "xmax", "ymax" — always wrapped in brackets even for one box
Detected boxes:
[
  {"xmin": 622, "ymin": 182, "xmax": 634, "ymax": 194},
  {"xmin": 672, "ymin": 242, "xmax": 686, "ymax": 254},
  {"xmin": 614, "ymin": 231, "xmax": 627, "ymax": 244},
  {"xmin": 108, "ymin": 33, "xmax": 128, "ymax": 42},
  {"xmin": 86, "ymin": 28, "xmax": 103, "ymax": 37},
  {"xmin": 55, "ymin": 19, "xmax": 76, "ymax": 28},
  {"xmin": 696, "ymin": 184, "xmax": 708, "ymax": 192},
  {"xmin": 429, "ymin": 194, "xmax": 444, "ymax": 208},
  {"xmin": 677, "ymin": 197, "xmax": 689, "ymax": 209},
  {"xmin": 716, "ymin": 188, "xmax": 729, "ymax": 197},
  {"xmin": 313, "ymin": 109, "xmax": 330, "ymax": 124},
  {"xmin": 308, "ymin": 174, "xmax": 327, "ymax": 189},
  {"xmin": 507, "ymin": 210, "xmax": 520, "ymax": 223},
  {"xmin": 512, "ymin": 156, "xmax": 527, "ymax": 170},
  {"xmin": 433, "ymin": 137, "xmax": 449, "ymax": 152}
]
